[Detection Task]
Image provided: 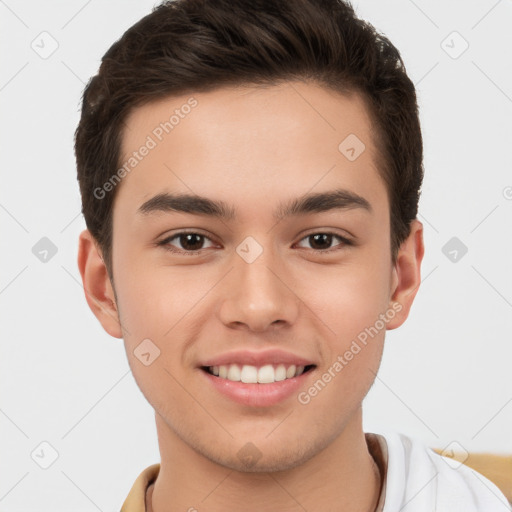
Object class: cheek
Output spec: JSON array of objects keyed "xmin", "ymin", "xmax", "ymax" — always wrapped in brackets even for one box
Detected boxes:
[
  {"xmin": 293, "ymin": 251, "xmax": 391, "ymax": 404},
  {"xmin": 113, "ymin": 259, "xmax": 218, "ymax": 366},
  {"xmin": 112, "ymin": 262, "xmax": 202, "ymax": 410},
  {"xmin": 114, "ymin": 247, "xmax": 189, "ymax": 331},
  {"xmin": 300, "ymin": 259, "xmax": 392, "ymax": 341},
  {"xmin": 296, "ymin": 265, "xmax": 389, "ymax": 416}
]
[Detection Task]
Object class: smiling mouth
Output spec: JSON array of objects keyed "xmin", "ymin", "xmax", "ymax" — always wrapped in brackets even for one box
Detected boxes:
[{"xmin": 201, "ymin": 364, "xmax": 316, "ymax": 384}]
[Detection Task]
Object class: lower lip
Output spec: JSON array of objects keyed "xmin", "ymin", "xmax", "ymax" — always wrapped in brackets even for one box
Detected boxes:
[{"xmin": 200, "ymin": 367, "xmax": 314, "ymax": 407}]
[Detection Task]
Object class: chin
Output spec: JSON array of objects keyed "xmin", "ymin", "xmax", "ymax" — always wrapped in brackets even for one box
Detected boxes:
[{"xmin": 200, "ymin": 435, "xmax": 324, "ymax": 474}]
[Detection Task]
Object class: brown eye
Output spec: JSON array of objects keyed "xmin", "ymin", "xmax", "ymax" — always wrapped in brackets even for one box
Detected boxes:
[
  {"xmin": 158, "ymin": 232, "xmax": 216, "ymax": 253},
  {"xmin": 308, "ymin": 233, "xmax": 333, "ymax": 250},
  {"xmin": 176, "ymin": 233, "xmax": 206, "ymax": 251},
  {"xmin": 296, "ymin": 232, "xmax": 351, "ymax": 252}
]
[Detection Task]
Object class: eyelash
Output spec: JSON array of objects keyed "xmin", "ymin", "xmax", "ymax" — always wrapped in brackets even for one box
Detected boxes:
[{"xmin": 156, "ymin": 230, "xmax": 353, "ymax": 255}]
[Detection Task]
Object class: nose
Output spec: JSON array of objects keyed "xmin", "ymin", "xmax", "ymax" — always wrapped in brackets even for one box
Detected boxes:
[{"xmin": 218, "ymin": 243, "xmax": 300, "ymax": 333}]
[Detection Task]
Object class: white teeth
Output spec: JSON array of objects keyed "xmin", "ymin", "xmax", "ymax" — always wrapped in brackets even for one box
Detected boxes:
[
  {"xmin": 257, "ymin": 364, "xmax": 274, "ymax": 384},
  {"xmin": 209, "ymin": 363, "xmax": 310, "ymax": 383},
  {"xmin": 240, "ymin": 365, "xmax": 258, "ymax": 383},
  {"xmin": 286, "ymin": 365, "xmax": 296, "ymax": 379},
  {"xmin": 227, "ymin": 364, "xmax": 241, "ymax": 381},
  {"xmin": 274, "ymin": 364, "xmax": 287, "ymax": 381}
]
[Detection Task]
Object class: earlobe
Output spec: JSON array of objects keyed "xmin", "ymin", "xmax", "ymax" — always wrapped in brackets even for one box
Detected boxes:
[
  {"xmin": 386, "ymin": 219, "xmax": 424, "ymax": 330},
  {"xmin": 77, "ymin": 229, "xmax": 123, "ymax": 339}
]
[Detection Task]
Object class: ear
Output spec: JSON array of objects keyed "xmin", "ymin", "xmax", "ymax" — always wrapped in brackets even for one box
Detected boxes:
[
  {"xmin": 386, "ymin": 219, "xmax": 424, "ymax": 330},
  {"xmin": 77, "ymin": 229, "xmax": 123, "ymax": 339}
]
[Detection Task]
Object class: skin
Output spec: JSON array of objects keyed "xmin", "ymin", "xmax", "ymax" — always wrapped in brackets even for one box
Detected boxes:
[{"xmin": 78, "ymin": 81, "xmax": 424, "ymax": 512}]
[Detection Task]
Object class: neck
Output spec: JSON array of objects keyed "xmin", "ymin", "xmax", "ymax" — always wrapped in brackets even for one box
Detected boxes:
[{"xmin": 150, "ymin": 409, "xmax": 381, "ymax": 512}]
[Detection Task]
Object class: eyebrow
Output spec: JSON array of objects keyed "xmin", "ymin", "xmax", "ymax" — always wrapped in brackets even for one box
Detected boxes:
[{"xmin": 137, "ymin": 188, "xmax": 372, "ymax": 220}]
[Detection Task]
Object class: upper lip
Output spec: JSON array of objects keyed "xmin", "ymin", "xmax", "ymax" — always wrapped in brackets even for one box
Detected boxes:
[{"xmin": 199, "ymin": 349, "xmax": 316, "ymax": 368}]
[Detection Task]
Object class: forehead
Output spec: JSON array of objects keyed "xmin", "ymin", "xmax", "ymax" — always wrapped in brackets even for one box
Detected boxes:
[{"xmin": 114, "ymin": 81, "xmax": 386, "ymax": 218}]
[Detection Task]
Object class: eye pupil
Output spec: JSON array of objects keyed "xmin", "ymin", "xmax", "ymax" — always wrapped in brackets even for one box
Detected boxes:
[
  {"xmin": 310, "ymin": 233, "xmax": 332, "ymax": 250},
  {"xmin": 180, "ymin": 233, "xmax": 204, "ymax": 250}
]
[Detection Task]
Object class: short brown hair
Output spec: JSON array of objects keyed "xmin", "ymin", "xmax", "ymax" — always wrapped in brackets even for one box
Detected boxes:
[{"xmin": 75, "ymin": 0, "xmax": 423, "ymax": 280}]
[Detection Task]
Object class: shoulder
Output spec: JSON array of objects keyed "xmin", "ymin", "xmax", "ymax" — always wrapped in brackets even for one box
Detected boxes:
[{"xmin": 372, "ymin": 430, "xmax": 511, "ymax": 512}]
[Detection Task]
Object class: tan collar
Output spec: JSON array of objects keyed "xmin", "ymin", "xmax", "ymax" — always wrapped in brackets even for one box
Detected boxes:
[{"xmin": 120, "ymin": 463, "xmax": 159, "ymax": 512}]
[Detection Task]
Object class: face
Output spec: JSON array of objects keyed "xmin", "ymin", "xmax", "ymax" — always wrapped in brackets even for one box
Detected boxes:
[{"xmin": 79, "ymin": 81, "xmax": 423, "ymax": 472}]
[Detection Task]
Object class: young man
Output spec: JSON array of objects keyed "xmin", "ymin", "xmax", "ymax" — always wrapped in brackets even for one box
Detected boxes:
[{"xmin": 75, "ymin": 1, "xmax": 510, "ymax": 511}]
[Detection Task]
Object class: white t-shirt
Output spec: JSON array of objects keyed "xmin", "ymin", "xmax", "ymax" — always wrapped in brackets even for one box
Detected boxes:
[{"xmin": 367, "ymin": 431, "xmax": 511, "ymax": 512}]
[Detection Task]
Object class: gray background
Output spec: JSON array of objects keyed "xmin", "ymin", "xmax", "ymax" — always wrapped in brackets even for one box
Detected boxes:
[{"xmin": 1, "ymin": 0, "xmax": 511, "ymax": 509}]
